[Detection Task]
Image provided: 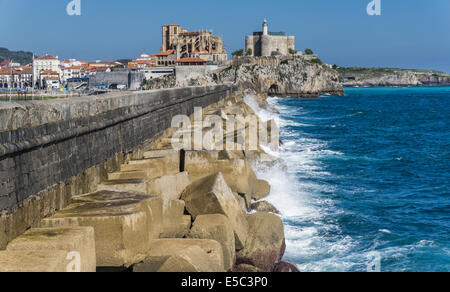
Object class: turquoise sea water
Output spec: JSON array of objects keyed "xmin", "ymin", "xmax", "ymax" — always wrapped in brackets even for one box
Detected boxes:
[{"xmin": 248, "ymin": 87, "xmax": 450, "ymax": 272}]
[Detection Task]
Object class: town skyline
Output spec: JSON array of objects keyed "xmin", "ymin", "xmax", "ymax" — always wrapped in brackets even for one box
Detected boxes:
[{"xmin": 1, "ymin": 0, "xmax": 450, "ymax": 73}]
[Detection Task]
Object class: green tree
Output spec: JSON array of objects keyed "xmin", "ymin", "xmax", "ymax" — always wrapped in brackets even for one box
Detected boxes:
[
  {"xmin": 232, "ymin": 49, "xmax": 245, "ymax": 57},
  {"xmin": 304, "ymin": 48, "xmax": 314, "ymax": 55},
  {"xmin": 245, "ymin": 48, "xmax": 253, "ymax": 56},
  {"xmin": 288, "ymin": 48, "xmax": 297, "ymax": 55}
]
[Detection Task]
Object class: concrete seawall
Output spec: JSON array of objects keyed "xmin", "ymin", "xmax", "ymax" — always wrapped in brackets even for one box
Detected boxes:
[{"xmin": 0, "ymin": 85, "xmax": 233, "ymax": 248}]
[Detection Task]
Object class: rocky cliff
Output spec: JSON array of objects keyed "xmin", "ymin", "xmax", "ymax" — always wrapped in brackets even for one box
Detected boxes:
[
  {"xmin": 338, "ymin": 67, "xmax": 450, "ymax": 87},
  {"xmin": 145, "ymin": 56, "xmax": 345, "ymax": 97},
  {"xmin": 217, "ymin": 56, "xmax": 344, "ymax": 97}
]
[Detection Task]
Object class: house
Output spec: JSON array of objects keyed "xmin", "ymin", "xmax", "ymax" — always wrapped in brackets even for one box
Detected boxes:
[
  {"xmin": 154, "ymin": 50, "xmax": 176, "ymax": 66},
  {"xmin": 33, "ymin": 55, "xmax": 61, "ymax": 87},
  {"xmin": 40, "ymin": 70, "xmax": 60, "ymax": 89}
]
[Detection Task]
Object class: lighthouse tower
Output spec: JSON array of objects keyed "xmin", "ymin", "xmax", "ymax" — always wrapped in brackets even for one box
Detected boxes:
[{"xmin": 263, "ymin": 19, "xmax": 268, "ymax": 35}]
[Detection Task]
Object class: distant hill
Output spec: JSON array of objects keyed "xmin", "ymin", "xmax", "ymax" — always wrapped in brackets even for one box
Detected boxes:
[
  {"xmin": 337, "ymin": 67, "xmax": 446, "ymax": 80},
  {"xmin": 336, "ymin": 67, "xmax": 450, "ymax": 87},
  {"xmin": 0, "ymin": 48, "xmax": 34, "ymax": 65}
]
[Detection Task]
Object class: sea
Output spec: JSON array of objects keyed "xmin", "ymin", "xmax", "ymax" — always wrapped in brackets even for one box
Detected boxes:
[{"xmin": 245, "ymin": 86, "xmax": 450, "ymax": 272}]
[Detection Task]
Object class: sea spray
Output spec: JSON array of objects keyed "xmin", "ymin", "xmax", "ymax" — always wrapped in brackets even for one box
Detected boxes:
[{"xmin": 244, "ymin": 94, "xmax": 359, "ymax": 272}]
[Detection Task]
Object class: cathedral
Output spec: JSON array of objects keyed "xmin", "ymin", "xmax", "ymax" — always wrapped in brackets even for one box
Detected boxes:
[{"xmin": 161, "ymin": 24, "xmax": 228, "ymax": 63}]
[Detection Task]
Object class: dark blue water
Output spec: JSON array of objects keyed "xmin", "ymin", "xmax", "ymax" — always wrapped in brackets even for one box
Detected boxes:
[{"xmin": 252, "ymin": 87, "xmax": 450, "ymax": 272}]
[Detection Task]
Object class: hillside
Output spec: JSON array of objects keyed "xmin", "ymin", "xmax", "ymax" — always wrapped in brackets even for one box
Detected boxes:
[
  {"xmin": 0, "ymin": 48, "xmax": 34, "ymax": 65},
  {"xmin": 337, "ymin": 67, "xmax": 450, "ymax": 87}
]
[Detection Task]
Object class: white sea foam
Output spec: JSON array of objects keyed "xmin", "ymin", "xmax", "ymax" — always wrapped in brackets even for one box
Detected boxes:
[{"xmin": 244, "ymin": 94, "xmax": 361, "ymax": 272}]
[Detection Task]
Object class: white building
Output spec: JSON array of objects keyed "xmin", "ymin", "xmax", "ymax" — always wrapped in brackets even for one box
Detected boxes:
[
  {"xmin": 0, "ymin": 66, "xmax": 33, "ymax": 89},
  {"xmin": 61, "ymin": 66, "xmax": 87, "ymax": 83},
  {"xmin": 33, "ymin": 55, "xmax": 61, "ymax": 87}
]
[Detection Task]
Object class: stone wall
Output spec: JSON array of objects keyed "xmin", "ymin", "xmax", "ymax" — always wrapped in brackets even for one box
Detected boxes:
[
  {"xmin": 0, "ymin": 85, "xmax": 233, "ymax": 248},
  {"xmin": 176, "ymin": 66, "xmax": 207, "ymax": 84}
]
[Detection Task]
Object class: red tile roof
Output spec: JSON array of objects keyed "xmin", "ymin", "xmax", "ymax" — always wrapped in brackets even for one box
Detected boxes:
[
  {"xmin": 36, "ymin": 55, "xmax": 58, "ymax": 60},
  {"xmin": 155, "ymin": 50, "xmax": 175, "ymax": 56}
]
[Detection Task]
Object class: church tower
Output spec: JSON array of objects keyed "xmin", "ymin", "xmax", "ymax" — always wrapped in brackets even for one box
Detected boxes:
[{"xmin": 263, "ymin": 19, "xmax": 268, "ymax": 36}]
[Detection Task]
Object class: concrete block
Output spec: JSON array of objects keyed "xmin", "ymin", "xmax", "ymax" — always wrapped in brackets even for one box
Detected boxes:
[
  {"xmin": 7, "ymin": 227, "xmax": 96, "ymax": 272},
  {"xmin": 181, "ymin": 173, "xmax": 248, "ymax": 250},
  {"xmin": 0, "ymin": 250, "xmax": 72, "ymax": 272},
  {"xmin": 133, "ymin": 239, "xmax": 224, "ymax": 272},
  {"xmin": 40, "ymin": 194, "xmax": 151, "ymax": 268}
]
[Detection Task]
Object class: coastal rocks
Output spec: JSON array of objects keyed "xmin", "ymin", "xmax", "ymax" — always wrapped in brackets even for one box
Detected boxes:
[
  {"xmin": 181, "ymin": 172, "xmax": 249, "ymax": 250},
  {"xmin": 236, "ymin": 213, "xmax": 286, "ymax": 272},
  {"xmin": 188, "ymin": 214, "xmax": 236, "ymax": 271},
  {"xmin": 273, "ymin": 261, "xmax": 300, "ymax": 273},
  {"xmin": 6, "ymin": 227, "xmax": 96, "ymax": 272},
  {"xmin": 250, "ymin": 201, "xmax": 280, "ymax": 214},
  {"xmin": 219, "ymin": 56, "xmax": 344, "ymax": 98},
  {"xmin": 134, "ymin": 239, "xmax": 224, "ymax": 272}
]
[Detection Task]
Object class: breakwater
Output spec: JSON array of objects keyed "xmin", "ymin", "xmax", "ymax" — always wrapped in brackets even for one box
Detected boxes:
[{"xmin": 0, "ymin": 85, "xmax": 233, "ymax": 249}]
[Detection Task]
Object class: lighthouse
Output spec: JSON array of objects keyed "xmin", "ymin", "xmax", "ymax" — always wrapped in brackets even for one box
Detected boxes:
[{"xmin": 263, "ymin": 19, "xmax": 268, "ymax": 36}]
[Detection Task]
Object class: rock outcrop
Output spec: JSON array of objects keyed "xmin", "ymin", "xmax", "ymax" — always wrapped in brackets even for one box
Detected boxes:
[{"xmin": 219, "ymin": 56, "xmax": 344, "ymax": 97}]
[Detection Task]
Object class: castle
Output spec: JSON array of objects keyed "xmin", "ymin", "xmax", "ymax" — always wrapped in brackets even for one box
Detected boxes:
[{"xmin": 245, "ymin": 20, "xmax": 295, "ymax": 57}]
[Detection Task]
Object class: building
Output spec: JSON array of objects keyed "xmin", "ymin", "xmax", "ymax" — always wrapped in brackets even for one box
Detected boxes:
[
  {"xmin": 61, "ymin": 66, "xmax": 87, "ymax": 83},
  {"xmin": 154, "ymin": 50, "xmax": 177, "ymax": 67},
  {"xmin": 245, "ymin": 19, "xmax": 295, "ymax": 57},
  {"xmin": 161, "ymin": 24, "xmax": 227, "ymax": 63},
  {"xmin": 32, "ymin": 55, "xmax": 61, "ymax": 88},
  {"xmin": 175, "ymin": 58, "xmax": 208, "ymax": 84},
  {"xmin": 88, "ymin": 71, "xmax": 144, "ymax": 91},
  {"xmin": 141, "ymin": 67, "xmax": 174, "ymax": 80},
  {"xmin": 0, "ymin": 66, "xmax": 33, "ymax": 89},
  {"xmin": 128, "ymin": 54, "xmax": 156, "ymax": 69},
  {"xmin": 40, "ymin": 70, "xmax": 60, "ymax": 89},
  {"xmin": 0, "ymin": 60, "xmax": 21, "ymax": 69}
]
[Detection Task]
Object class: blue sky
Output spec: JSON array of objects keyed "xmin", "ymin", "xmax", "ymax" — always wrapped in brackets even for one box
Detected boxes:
[{"xmin": 1, "ymin": 0, "xmax": 449, "ymax": 72}]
